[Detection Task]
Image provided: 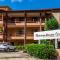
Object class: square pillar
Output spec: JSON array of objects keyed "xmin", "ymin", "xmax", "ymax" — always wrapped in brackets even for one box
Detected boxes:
[{"xmin": 55, "ymin": 39, "xmax": 58, "ymax": 49}]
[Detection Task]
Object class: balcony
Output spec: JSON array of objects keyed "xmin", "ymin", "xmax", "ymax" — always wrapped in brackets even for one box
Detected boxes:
[
  {"xmin": 41, "ymin": 23, "xmax": 45, "ymax": 27},
  {"xmin": 10, "ymin": 35, "xmax": 24, "ymax": 40},
  {"xmin": 0, "ymin": 32, "xmax": 3, "ymax": 40},
  {"xmin": 7, "ymin": 18, "xmax": 25, "ymax": 28},
  {"xmin": 0, "ymin": 21, "xmax": 3, "ymax": 27},
  {"xmin": 8, "ymin": 22, "xmax": 45, "ymax": 28},
  {"xmin": 26, "ymin": 22, "xmax": 40, "ymax": 27},
  {"xmin": 26, "ymin": 22, "xmax": 45, "ymax": 27},
  {"xmin": 0, "ymin": 35, "xmax": 3, "ymax": 40},
  {"xmin": 26, "ymin": 36, "xmax": 33, "ymax": 40},
  {"xmin": 8, "ymin": 33, "xmax": 34, "ymax": 40},
  {"xmin": 11, "ymin": 36, "xmax": 24, "ymax": 40},
  {"xmin": 7, "ymin": 22, "xmax": 25, "ymax": 28},
  {"xmin": 26, "ymin": 34, "xmax": 33, "ymax": 40},
  {"xmin": 10, "ymin": 35, "xmax": 33, "ymax": 40},
  {"xmin": 0, "ymin": 15, "xmax": 3, "ymax": 27}
]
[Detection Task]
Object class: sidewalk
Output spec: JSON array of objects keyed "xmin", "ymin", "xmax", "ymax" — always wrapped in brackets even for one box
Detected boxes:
[
  {"xmin": 0, "ymin": 58, "xmax": 43, "ymax": 60},
  {"xmin": 0, "ymin": 51, "xmax": 42, "ymax": 60}
]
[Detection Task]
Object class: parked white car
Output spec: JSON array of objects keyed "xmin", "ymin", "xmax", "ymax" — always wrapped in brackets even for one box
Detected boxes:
[{"xmin": 0, "ymin": 42, "xmax": 16, "ymax": 52}]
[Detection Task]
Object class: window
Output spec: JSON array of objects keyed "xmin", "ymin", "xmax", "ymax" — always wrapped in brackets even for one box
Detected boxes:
[
  {"xmin": 8, "ymin": 18, "xmax": 15, "ymax": 23},
  {"xmin": 27, "ymin": 29, "xmax": 39, "ymax": 34},
  {"xmin": 0, "ymin": 16, "xmax": 2, "ymax": 21},
  {"xmin": 41, "ymin": 17, "xmax": 45, "ymax": 23},
  {"xmin": 32, "ymin": 17, "xmax": 39, "ymax": 22},
  {"xmin": 42, "ymin": 27, "xmax": 44, "ymax": 31},
  {"xmin": 18, "ymin": 17, "xmax": 24, "ymax": 22},
  {"xmin": 12, "ymin": 17, "xmax": 24, "ymax": 23},
  {"xmin": 16, "ymin": 29, "xmax": 24, "ymax": 36},
  {"xmin": 27, "ymin": 18, "xmax": 32, "ymax": 23}
]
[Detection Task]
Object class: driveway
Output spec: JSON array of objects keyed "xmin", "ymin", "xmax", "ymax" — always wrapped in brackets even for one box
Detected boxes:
[{"xmin": 0, "ymin": 51, "xmax": 41, "ymax": 60}]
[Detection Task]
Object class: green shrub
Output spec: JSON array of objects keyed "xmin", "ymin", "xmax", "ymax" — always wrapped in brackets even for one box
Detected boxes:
[
  {"xmin": 40, "ymin": 40, "xmax": 51, "ymax": 45},
  {"xmin": 16, "ymin": 45, "xmax": 24, "ymax": 50},
  {"xmin": 40, "ymin": 40, "xmax": 54, "ymax": 45},
  {"xmin": 25, "ymin": 44, "xmax": 57, "ymax": 59}
]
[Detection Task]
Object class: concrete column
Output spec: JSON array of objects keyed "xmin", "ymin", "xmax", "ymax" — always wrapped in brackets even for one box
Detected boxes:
[
  {"xmin": 2, "ymin": 13, "xmax": 4, "ymax": 30},
  {"xmin": 45, "ymin": 18, "xmax": 47, "ymax": 31},
  {"xmin": 40, "ymin": 18, "xmax": 41, "ymax": 31},
  {"xmin": 55, "ymin": 39, "xmax": 58, "ymax": 49},
  {"xmin": 38, "ymin": 40, "xmax": 40, "ymax": 44},
  {"xmin": 24, "ymin": 12, "xmax": 26, "ymax": 46},
  {"xmin": 24, "ymin": 18, "xmax": 26, "ymax": 46},
  {"xmin": 38, "ymin": 14, "xmax": 41, "ymax": 44},
  {"xmin": 2, "ymin": 14, "xmax": 4, "ymax": 42}
]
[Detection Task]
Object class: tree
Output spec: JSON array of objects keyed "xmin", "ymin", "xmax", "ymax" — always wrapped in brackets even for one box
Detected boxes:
[
  {"xmin": 44, "ymin": 17, "xmax": 59, "ymax": 30},
  {"xmin": 44, "ymin": 17, "xmax": 59, "ymax": 48}
]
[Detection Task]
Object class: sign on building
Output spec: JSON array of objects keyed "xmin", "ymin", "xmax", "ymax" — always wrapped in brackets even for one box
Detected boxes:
[{"xmin": 34, "ymin": 30, "xmax": 60, "ymax": 40}]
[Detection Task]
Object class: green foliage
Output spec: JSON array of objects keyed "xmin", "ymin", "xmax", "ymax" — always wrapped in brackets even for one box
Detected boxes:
[
  {"xmin": 45, "ymin": 17, "xmax": 59, "ymax": 30},
  {"xmin": 40, "ymin": 40, "xmax": 52, "ymax": 45},
  {"xmin": 16, "ymin": 45, "xmax": 24, "ymax": 50},
  {"xmin": 24, "ymin": 44, "xmax": 57, "ymax": 59},
  {"xmin": 40, "ymin": 40, "xmax": 54, "ymax": 45}
]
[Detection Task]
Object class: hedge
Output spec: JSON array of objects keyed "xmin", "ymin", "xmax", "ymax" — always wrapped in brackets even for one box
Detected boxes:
[
  {"xmin": 24, "ymin": 44, "xmax": 57, "ymax": 59},
  {"xmin": 16, "ymin": 45, "xmax": 24, "ymax": 50}
]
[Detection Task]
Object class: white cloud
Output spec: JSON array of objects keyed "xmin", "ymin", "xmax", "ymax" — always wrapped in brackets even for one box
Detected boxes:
[{"xmin": 11, "ymin": 0, "xmax": 23, "ymax": 3}]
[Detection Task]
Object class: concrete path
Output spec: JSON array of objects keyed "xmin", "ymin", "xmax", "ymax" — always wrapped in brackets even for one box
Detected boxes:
[
  {"xmin": 0, "ymin": 51, "xmax": 42, "ymax": 60},
  {"xmin": 0, "ymin": 58, "xmax": 42, "ymax": 60}
]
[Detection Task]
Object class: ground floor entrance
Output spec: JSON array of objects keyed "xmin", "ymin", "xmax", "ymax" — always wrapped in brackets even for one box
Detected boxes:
[
  {"xmin": 58, "ymin": 41, "xmax": 60, "ymax": 48},
  {"xmin": 50, "ymin": 39, "xmax": 60, "ymax": 49}
]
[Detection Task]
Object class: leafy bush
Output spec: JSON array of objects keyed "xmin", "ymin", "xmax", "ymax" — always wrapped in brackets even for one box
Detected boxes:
[
  {"xmin": 40, "ymin": 40, "xmax": 51, "ymax": 45},
  {"xmin": 25, "ymin": 44, "xmax": 57, "ymax": 59},
  {"xmin": 16, "ymin": 45, "xmax": 24, "ymax": 50},
  {"xmin": 40, "ymin": 40, "xmax": 55, "ymax": 47}
]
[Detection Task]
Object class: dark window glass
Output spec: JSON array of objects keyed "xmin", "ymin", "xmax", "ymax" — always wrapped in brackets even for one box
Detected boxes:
[{"xmin": 16, "ymin": 29, "xmax": 24, "ymax": 36}]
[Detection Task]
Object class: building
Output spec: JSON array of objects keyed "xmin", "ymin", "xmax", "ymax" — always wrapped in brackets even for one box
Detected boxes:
[{"xmin": 0, "ymin": 6, "xmax": 60, "ymax": 45}]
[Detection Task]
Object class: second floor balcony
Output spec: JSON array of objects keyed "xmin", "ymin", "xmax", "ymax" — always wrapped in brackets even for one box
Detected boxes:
[
  {"xmin": 0, "ymin": 16, "xmax": 3, "ymax": 27},
  {"xmin": 7, "ymin": 17, "xmax": 25, "ymax": 28},
  {"xmin": 8, "ymin": 34, "xmax": 34, "ymax": 40},
  {"xmin": 0, "ymin": 21, "xmax": 3, "ymax": 27},
  {"xmin": 26, "ymin": 22, "xmax": 45, "ymax": 27},
  {"xmin": 0, "ymin": 32, "xmax": 3, "ymax": 40},
  {"xmin": 7, "ymin": 22, "xmax": 25, "ymax": 28},
  {"xmin": 7, "ymin": 21, "xmax": 45, "ymax": 28}
]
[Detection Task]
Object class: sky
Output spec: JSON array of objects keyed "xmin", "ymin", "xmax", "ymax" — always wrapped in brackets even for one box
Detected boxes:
[{"xmin": 0, "ymin": 0, "xmax": 60, "ymax": 10}]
